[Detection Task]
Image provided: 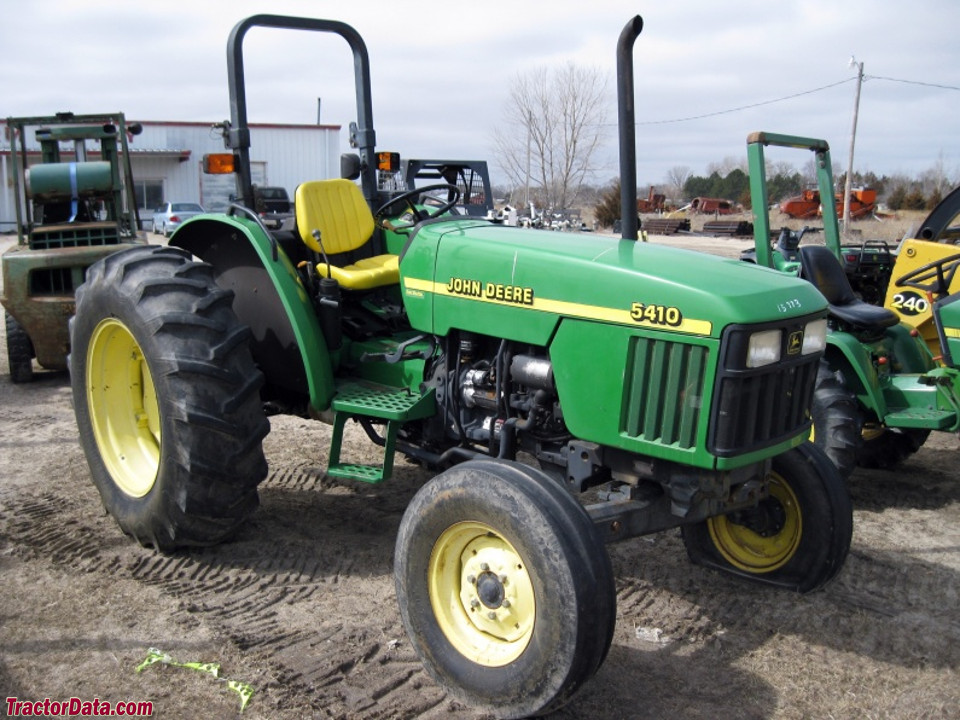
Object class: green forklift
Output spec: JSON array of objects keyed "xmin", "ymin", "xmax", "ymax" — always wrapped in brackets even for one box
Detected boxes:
[{"xmin": 2, "ymin": 112, "xmax": 146, "ymax": 382}]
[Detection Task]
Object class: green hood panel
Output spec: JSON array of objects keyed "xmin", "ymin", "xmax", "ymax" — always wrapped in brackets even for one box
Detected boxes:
[{"xmin": 400, "ymin": 221, "xmax": 827, "ymax": 342}]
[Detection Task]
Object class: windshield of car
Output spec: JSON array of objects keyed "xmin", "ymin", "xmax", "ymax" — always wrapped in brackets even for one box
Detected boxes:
[{"xmin": 171, "ymin": 203, "xmax": 203, "ymax": 212}]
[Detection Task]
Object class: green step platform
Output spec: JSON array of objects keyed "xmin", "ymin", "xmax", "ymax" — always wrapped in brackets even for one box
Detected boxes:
[{"xmin": 327, "ymin": 381, "xmax": 436, "ymax": 483}]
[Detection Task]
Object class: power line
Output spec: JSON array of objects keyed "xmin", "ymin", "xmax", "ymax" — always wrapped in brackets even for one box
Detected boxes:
[
  {"xmin": 612, "ymin": 73, "xmax": 960, "ymax": 128},
  {"xmin": 628, "ymin": 78, "xmax": 856, "ymax": 126},
  {"xmin": 866, "ymin": 74, "xmax": 960, "ymax": 92}
]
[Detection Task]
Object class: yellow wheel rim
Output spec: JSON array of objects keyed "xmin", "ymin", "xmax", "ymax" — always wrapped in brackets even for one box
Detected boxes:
[
  {"xmin": 86, "ymin": 318, "xmax": 161, "ymax": 498},
  {"xmin": 706, "ymin": 475, "xmax": 801, "ymax": 573},
  {"xmin": 428, "ymin": 521, "xmax": 536, "ymax": 667},
  {"xmin": 861, "ymin": 422, "xmax": 886, "ymax": 442}
]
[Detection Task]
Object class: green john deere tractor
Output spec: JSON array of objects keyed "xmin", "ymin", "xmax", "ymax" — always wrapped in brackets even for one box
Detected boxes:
[
  {"xmin": 745, "ymin": 132, "xmax": 960, "ymax": 478},
  {"xmin": 2, "ymin": 112, "xmax": 146, "ymax": 382},
  {"xmin": 69, "ymin": 16, "xmax": 851, "ymax": 718}
]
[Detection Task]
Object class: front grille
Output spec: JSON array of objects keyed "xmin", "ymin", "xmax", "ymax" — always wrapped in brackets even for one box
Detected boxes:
[
  {"xmin": 710, "ymin": 361, "xmax": 818, "ymax": 455},
  {"xmin": 708, "ymin": 317, "xmax": 822, "ymax": 456},
  {"xmin": 30, "ymin": 226, "xmax": 121, "ymax": 249},
  {"xmin": 621, "ymin": 336, "xmax": 707, "ymax": 449},
  {"xmin": 30, "ymin": 267, "xmax": 81, "ymax": 295}
]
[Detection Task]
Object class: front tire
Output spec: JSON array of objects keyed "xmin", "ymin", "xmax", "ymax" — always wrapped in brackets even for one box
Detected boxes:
[
  {"xmin": 5, "ymin": 311, "xmax": 34, "ymax": 383},
  {"xmin": 70, "ymin": 245, "xmax": 269, "ymax": 550},
  {"xmin": 681, "ymin": 443, "xmax": 852, "ymax": 593},
  {"xmin": 395, "ymin": 460, "xmax": 616, "ymax": 718}
]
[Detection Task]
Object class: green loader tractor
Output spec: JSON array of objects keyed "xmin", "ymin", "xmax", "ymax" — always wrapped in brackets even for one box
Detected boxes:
[
  {"xmin": 2, "ymin": 112, "xmax": 146, "ymax": 382},
  {"xmin": 69, "ymin": 16, "xmax": 851, "ymax": 718},
  {"xmin": 745, "ymin": 132, "xmax": 960, "ymax": 478}
]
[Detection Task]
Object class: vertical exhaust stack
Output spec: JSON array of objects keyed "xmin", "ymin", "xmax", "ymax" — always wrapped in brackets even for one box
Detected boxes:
[{"xmin": 617, "ymin": 15, "xmax": 643, "ymax": 241}]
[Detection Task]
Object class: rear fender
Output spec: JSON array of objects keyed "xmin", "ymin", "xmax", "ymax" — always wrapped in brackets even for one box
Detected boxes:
[
  {"xmin": 172, "ymin": 215, "xmax": 334, "ymax": 412},
  {"xmin": 823, "ymin": 333, "xmax": 886, "ymax": 418}
]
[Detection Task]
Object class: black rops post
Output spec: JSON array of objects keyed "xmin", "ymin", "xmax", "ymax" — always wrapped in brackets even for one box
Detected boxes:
[
  {"xmin": 617, "ymin": 15, "xmax": 643, "ymax": 241},
  {"xmin": 225, "ymin": 15, "xmax": 379, "ymax": 212}
]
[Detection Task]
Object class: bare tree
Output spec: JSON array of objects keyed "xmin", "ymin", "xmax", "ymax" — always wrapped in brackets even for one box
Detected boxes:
[
  {"xmin": 768, "ymin": 159, "xmax": 796, "ymax": 180},
  {"xmin": 493, "ymin": 63, "xmax": 608, "ymax": 211},
  {"xmin": 919, "ymin": 151, "xmax": 952, "ymax": 199},
  {"xmin": 664, "ymin": 165, "xmax": 691, "ymax": 200}
]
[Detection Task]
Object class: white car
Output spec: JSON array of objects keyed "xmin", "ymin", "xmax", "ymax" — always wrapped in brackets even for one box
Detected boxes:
[{"xmin": 151, "ymin": 202, "xmax": 205, "ymax": 237}]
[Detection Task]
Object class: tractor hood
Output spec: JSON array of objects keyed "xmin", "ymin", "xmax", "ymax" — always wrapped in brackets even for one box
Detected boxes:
[{"xmin": 399, "ymin": 219, "xmax": 827, "ymax": 343}]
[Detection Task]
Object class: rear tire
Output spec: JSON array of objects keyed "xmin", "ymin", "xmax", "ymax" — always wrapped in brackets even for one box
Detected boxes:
[
  {"xmin": 681, "ymin": 443, "xmax": 852, "ymax": 593},
  {"xmin": 810, "ymin": 361, "xmax": 862, "ymax": 479},
  {"xmin": 858, "ymin": 424, "xmax": 929, "ymax": 469},
  {"xmin": 395, "ymin": 459, "xmax": 616, "ymax": 718},
  {"xmin": 70, "ymin": 245, "xmax": 269, "ymax": 550},
  {"xmin": 5, "ymin": 311, "xmax": 34, "ymax": 383}
]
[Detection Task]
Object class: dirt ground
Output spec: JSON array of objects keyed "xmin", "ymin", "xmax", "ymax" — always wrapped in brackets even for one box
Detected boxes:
[{"xmin": 1, "ymin": 223, "xmax": 958, "ymax": 719}]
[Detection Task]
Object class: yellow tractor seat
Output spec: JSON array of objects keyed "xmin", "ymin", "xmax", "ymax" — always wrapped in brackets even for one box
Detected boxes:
[
  {"xmin": 295, "ymin": 178, "xmax": 399, "ymax": 290},
  {"xmin": 319, "ymin": 254, "xmax": 399, "ymax": 290}
]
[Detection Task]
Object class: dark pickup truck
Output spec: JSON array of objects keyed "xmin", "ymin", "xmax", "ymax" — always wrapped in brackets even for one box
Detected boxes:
[
  {"xmin": 254, "ymin": 186, "xmax": 291, "ymax": 214},
  {"xmin": 253, "ymin": 186, "xmax": 292, "ymax": 229}
]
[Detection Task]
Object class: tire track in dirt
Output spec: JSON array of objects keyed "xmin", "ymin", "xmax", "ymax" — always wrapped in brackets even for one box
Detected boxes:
[
  {"xmin": 825, "ymin": 546, "xmax": 960, "ymax": 666},
  {"xmin": 127, "ymin": 459, "xmax": 443, "ymax": 718},
  {"xmin": 1, "ymin": 461, "xmax": 474, "ymax": 718},
  {"xmin": 615, "ymin": 574, "xmax": 726, "ymax": 645},
  {"xmin": 6, "ymin": 493, "xmax": 122, "ymax": 573}
]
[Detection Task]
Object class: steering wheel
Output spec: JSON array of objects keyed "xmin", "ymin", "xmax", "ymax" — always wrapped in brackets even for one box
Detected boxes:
[
  {"xmin": 894, "ymin": 252, "xmax": 960, "ymax": 298},
  {"xmin": 374, "ymin": 183, "xmax": 461, "ymax": 231}
]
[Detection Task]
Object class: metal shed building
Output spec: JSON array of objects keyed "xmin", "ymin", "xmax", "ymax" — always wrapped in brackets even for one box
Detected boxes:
[{"xmin": 1, "ymin": 118, "xmax": 340, "ymax": 229}]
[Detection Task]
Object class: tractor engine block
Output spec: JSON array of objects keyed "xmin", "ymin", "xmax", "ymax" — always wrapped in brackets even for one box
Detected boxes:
[{"xmin": 451, "ymin": 335, "xmax": 567, "ymax": 449}]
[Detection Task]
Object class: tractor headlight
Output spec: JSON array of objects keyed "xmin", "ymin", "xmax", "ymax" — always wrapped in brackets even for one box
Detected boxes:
[
  {"xmin": 802, "ymin": 318, "xmax": 828, "ymax": 355},
  {"xmin": 746, "ymin": 329, "xmax": 782, "ymax": 368}
]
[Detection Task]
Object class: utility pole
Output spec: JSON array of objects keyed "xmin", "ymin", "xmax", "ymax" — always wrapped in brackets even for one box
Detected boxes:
[
  {"xmin": 524, "ymin": 109, "xmax": 532, "ymax": 211},
  {"xmin": 842, "ymin": 58, "xmax": 864, "ymax": 237}
]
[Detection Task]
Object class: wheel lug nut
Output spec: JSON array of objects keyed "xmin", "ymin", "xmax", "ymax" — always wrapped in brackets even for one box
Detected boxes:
[
  {"xmin": 466, "ymin": 575, "xmax": 476, "ymax": 584},
  {"xmin": 502, "ymin": 599, "xmax": 511, "ymax": 608},
  {"xmin": 470, "ymin": 599, "xmax": 480, "ymax": 608},
  {"xmin": 499, "ymin": 574, "xmax": 507, "ymax": 584},
  {"xmin": 487, "ymin": 611, "xmax": 497, "ymax": 620},
  {"xmin": 480, "ymin": 563, "xmax": 489, "ymax": 571}
]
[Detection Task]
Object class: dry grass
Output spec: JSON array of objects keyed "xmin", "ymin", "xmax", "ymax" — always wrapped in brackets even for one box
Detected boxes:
[{"xmin": 682, "ymin": 208, "xmax": 929, "ymax": 244}]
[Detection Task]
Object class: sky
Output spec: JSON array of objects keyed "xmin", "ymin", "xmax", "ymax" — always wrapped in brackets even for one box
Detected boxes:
[{"xmin": 2, "ymin": 0, "xmax": 958, "ymax": 191}]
